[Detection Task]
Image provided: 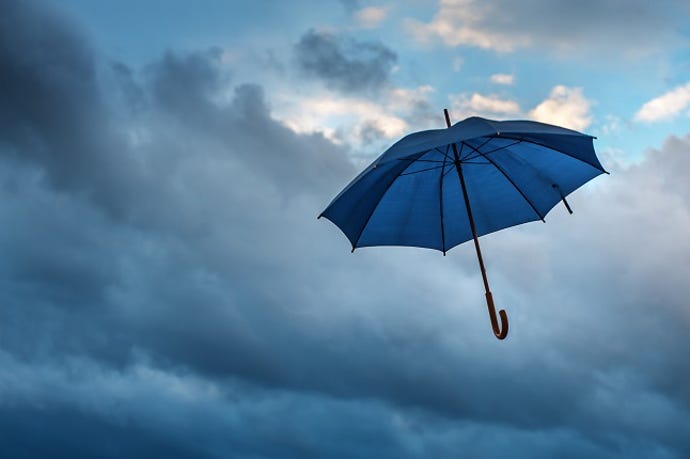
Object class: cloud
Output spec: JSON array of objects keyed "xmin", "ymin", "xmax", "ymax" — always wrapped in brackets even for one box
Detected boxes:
[
  {"xmin": 283, "ymin": 96, "xmax": 408, "ymax": 138},
  {"xmin": 451, "ymin": 93, "xmax": 521, "ymax": 118},
  {"xmin": 355, "ymin": 6, "xmax": 390, "ymax": 28},
  {"xmin": 407, "ymin": 0, "xmax": 529, "ymax": 52},
  {"xmin": 147, "ymin": 47, "xmax": 227, "ymax": 117},
  {"xmin": 406, "ymin": 0, "xmax": 690, "ymax": 56},
  {"xmin": 490, "ymin": 73, "xmax": 514, "ymax": 85},
  {"xmin": 275, "ymin": 84, "xmax": 437, "ymax": 156},
  {"xmin": 294, "ymin": 29, "xmax": 397, "ymax": 94},
  {"xmin": 634, "ymin": 82, "xmax": 690, "ymax": 123},
  {"xmin": 0, "ymin": 0, "xmax": 137, "ymax": 217},
  {"xmin": 528, "ymin": 85, "xmax": 593, "ymax": 131},
  {"xmin": 3, "ymin": 1, "xmax": 690, "ymax": 458},
  {"xmin": 450, "ymin": 85, "xmax": 593, "ymax": 131},
  {"xmin": 278, "ymin": 29, "xmax": 435, "ymax": 155}
]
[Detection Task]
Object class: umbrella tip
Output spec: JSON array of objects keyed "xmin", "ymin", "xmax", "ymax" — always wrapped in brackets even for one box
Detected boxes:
[{"xmin": 443, "ymin": 108, "xmax": 451, "ymax": 128}]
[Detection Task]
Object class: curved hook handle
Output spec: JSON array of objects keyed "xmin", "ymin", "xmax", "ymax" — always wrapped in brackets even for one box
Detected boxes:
[{"xmin": 485, "ymin": 292, "xmax": 509, "ymax": 340}]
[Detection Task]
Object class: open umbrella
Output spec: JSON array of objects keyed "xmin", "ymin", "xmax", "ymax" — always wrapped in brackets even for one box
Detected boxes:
[{"xmin": 319, "ymin": 110, "xmax": 607, "ymax": 339}]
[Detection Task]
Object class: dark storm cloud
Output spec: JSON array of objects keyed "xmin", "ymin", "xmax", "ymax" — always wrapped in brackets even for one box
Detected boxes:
[
  {"xmin": 0, "ymin": 0, "xmax": 353, "ymax": 371},
  {"xmin": 0, "ymin": 0, "xmax": 143, "ymax": 217},
  {"xmin": 295, "ymin": 29, "xmax": 397, "ymax": 94},
  {"xmin": 148, "ymin": 47, "xmax": 226, "ymax": 118},
  {"xmin": 2, "ymin": 0, "xmax": 690, "ymax": 458},
  {"xmin": 143, "ymin": 49, "xmax": 353, "ymax": 196}
]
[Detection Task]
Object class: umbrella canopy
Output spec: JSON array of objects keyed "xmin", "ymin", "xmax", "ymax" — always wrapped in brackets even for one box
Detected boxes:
[{"xmin": 319, "ymin": 110, "xmax": 607, "ymax": 339}]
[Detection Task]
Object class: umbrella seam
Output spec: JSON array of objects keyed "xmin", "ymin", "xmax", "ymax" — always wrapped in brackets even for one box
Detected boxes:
[
  {"xmin": 462, "ymin": 141, "xmax": 546, "ymax": 222},
  {"xmin": 350, "ymin": 158, "xmax": 421, "ymax": 250},
  {"xmin": 498, "ymin": 135, "xmax": 608, "ymax": 173}
]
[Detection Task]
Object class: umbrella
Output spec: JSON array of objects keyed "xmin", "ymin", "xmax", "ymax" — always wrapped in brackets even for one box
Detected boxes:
[{"xmin": 319, "ymin": 110, "xmax": 607, "ymax": 339}]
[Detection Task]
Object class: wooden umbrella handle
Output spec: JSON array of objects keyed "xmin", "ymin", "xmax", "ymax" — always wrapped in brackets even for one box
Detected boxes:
[{"xmin": 486, "ymin": 292, "xmax": 509, "ymax": 340}]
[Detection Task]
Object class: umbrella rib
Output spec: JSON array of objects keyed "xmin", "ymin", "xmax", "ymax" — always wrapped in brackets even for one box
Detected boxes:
[
  {"xmin": 396, "ymin": 147, "xmax": 452, "ymax": 163},
  {"xmin": 462, "ymin": 141, "xmax": 546, "ymax": 222},
  {"xmin": 399, "ymin": 164, "xmax": 447, "ymax": 176},
  {"xmin": 461, "ymin": 137, "xmax": 493, "ymax": 160},
  {"xmin": 497, "ymin": 135, "xmax": 608, "ymax": 174},
  {"xmin": 463, "ymin": 140, "xmax": 523, "ymax": 161},
  {"xmin": 396, "ymin": 158, "xmax": 445, "ymax": 163},
  {"xmin": 441, "ymin": 145, "xmax": 454, "ymax": 178},
  {"xmin": 430, "ymin": 147, "xmax": 453, "ymax": 161}
]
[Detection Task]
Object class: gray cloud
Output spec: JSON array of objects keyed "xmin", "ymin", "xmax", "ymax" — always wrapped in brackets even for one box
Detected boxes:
[
  {"xmin": 2, "ymin": 1, "xmax": 690, "ymax": 458},
  {"xmin": 295, "ymin": 29, "xmax": 397, "ymax": 94},
  {"xmin": 0, "ymin": 0, "xmax": 144, "ymax": 218},
  {"xmin": 147, "ymin": 47, "xmax": 226, "ymax": 119},
  {"xmin": 111, "ymin": 61, "xmax": 147, "ymax": 112},
  {"xmin": 413, "ymin": 0, "xmax": 690, "ymax": 57}
]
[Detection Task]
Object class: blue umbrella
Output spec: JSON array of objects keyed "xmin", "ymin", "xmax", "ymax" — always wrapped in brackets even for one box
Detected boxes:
[{"xmin": 319, "ymin": 110, "xmax": 607, "ymax": 339}]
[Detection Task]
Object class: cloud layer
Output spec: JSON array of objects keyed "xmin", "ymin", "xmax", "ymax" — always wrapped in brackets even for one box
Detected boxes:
[{"xmin": 1, "ymin": 1, "xmax": 690, "ymax": 458}]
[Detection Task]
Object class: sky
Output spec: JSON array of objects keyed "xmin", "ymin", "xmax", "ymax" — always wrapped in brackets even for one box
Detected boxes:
[{"xmin": 1, "ymin": 0, "xmax": 690, "ymax": 457}]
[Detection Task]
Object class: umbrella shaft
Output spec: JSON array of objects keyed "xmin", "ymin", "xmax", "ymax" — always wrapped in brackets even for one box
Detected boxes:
[
  {"xmin": 454, "ymin": 148, "xmax": 491, "ymax": 294},
  {"xmin": 444, "ymin": 109, "xmax": 492, "ymax": 295}
]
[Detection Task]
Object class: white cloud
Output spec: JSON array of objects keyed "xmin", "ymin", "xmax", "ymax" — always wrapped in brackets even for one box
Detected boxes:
[
  {"xmin": 634, "ymin": 82, "xmax": 690, "ymax": 123},
  {"xmin": 276, "ymin": 85, "xmax": 437, "ymax": 151},
  {"xmin": 451, "ymin": 92, "xmax": 521, "ymax": 118},
  {"xmin": 388, "ymin": 84, "xmax": 435, "ymax": 111},
  {"xmin": 281, "ymin": 96, "xmax": 406, "ymax": 138},
  {"xmin": 528, "ymin": 85, "xmax": 593, "ymax": 131},
  {"xmin": 355, "ymin": 6, "xmax": 390, "ymax": 29},
  {"xmin": 405, "ymin": 0, "xmax": 531, "ymax": 52},
  {"xmin": 449, "ymin": 85, "xmax": 593, "ymax": 130},
  {"xmin": 490, "ymin": 73, "xmax": 514, "ymax": 85}
]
